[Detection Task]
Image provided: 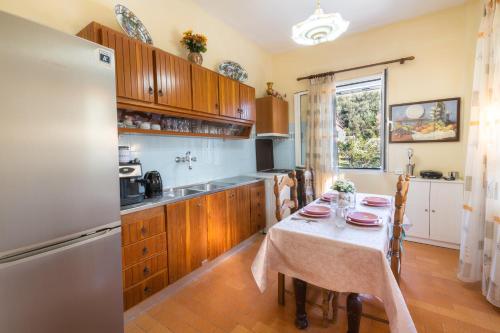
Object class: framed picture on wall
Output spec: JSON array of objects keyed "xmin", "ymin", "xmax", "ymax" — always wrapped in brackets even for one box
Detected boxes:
[{"xmin": 389, "ymin": 97, "xmax": 460, "ymax": 143}]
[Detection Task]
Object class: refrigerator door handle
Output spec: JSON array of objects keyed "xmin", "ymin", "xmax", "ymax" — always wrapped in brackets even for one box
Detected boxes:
[{"xmin": 0, "ymin": 227, "xmax": 121, "ymax": 265}]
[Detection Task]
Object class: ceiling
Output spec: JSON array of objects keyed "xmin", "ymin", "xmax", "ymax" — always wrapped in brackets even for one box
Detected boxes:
[{"xmin": 192, "ymin": 0, "xmax": 466, "ymax": 53}]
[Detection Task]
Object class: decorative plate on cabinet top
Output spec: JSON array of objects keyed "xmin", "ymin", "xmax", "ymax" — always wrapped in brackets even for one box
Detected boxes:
[
  {"xmin": 114, "ymin": 4, "xmax": 153, "ymax": 45},
  {"xmin": 218, "ymin": 61, "xmax": 248, "ymax": 82}
]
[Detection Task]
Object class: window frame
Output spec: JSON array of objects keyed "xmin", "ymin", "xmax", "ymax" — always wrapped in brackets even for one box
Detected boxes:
[{"xmin": 294, "ymin": 72, "xmax": 387, "ymax": 171}]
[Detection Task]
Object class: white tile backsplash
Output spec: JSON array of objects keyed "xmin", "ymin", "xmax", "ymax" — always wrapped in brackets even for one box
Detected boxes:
[{"xmin": 119, "ymin": 133, "xmax": 257, "ymax": 188}]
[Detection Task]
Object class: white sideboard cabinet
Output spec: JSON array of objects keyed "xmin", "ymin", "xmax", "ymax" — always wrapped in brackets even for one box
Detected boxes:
[{"xmin": 405, "ymin": 178, "xmax": 463, "ymax": 249}]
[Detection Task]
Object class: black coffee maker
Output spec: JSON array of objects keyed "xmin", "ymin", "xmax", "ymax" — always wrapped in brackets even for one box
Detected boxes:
[
  {"xmin": 144, "ymin": 171, "xmax": 163, "ymax": 198},
  {"xmin": 119, "ymin": 160, "xmax": 145, "ymax": 206}
]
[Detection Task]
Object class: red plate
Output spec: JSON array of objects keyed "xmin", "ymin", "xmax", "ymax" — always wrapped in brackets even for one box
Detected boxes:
[
  {"xmin": 362, "ymin": 201, "xmax": 389, "ymax": 207},
  {"xmin": 304, "ymin": 205, "xmax": 330, "ymax": 215},
  {"xmin": 363, "ymin": 196, "xmax": 390, "ymax": 205},
  {"xmin": 346, "ymin": 217, "xmax": 382, "ymax": 227},
  {"xmin": 347, "ymin": 211, "xmax": 379, "ymax": 223},
  {"xmin": 299, "ymin": 210, "xmax": 330, "ymax": 218},
  {"xmin": 320, "ymin": 193, "xmax": 337, "ymax": 201}
]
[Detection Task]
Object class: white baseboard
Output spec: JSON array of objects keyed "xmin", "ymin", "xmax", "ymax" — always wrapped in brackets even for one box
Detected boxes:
[{"xmin": 405, "ymin": 236, "xmax": 459, "ymax": 250}]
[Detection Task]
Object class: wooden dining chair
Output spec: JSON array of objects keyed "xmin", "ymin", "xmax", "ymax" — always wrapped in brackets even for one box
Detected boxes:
[
  {"xmin": 389, "ymin": 174, "xmax": 411, "ymax": 284},
  {"xmin": 274, "ymin": 171, "xmax": 299, "ymax": 306},
  {"xmin": 274, "ymin": 171, "xmax": 337, "ymax": 327}
]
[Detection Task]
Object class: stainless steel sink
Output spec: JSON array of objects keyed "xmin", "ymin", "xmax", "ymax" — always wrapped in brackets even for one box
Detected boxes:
[
  {"xmin": 187, "ymin": 183, "xmax": 229, "ymax": 191},
  {"xmin": 163, "ymin": 188, "xmax": 203, "ymax": 198}
]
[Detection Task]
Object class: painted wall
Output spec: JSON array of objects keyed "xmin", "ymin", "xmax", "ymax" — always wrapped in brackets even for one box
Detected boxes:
[
  {"xmin": 0, "ymin": 0, "xmax": 272, "ymax": 187},
  {"xmin": 270, "ymin": 0, "xmax": 481, "ymax": 194}
]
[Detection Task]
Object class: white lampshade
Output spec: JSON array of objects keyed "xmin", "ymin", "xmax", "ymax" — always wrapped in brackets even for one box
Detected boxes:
[{"xmin": 292, "ymin": 3, "xmax": 349, "ymax": 46}]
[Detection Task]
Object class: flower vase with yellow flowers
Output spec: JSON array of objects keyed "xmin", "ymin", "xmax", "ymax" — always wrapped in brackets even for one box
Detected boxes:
[{"xmin": 180, "ymin": 30, "xmax": 207, "ymax": 65}]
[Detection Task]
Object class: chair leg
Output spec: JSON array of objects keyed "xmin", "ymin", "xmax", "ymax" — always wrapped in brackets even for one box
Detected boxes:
[
  {"xmin": 331, "ymin": 291, "xmax": 339, "ymax": 324},
  {"xmin": 278, "ymin": 272, "xmax": 285, "ymax": 305},
  {"xmin": 321, "ymin": 289, "xmax": 331, "ymax": 327}
]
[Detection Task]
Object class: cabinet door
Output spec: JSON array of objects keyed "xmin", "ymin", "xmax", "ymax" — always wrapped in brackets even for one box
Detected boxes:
[
  {"xmin": 207, "ymin": 191, "xmax": 228, "ymax": 259},
  {"xmin": 101, "ymin": 27, "xmax": 154, "ymax": 103},
  {"xmin": 239, "ymin": 84, "xmax": 256, "ymax": 121},
  {"xmin": 405, "ymin": 181, "xmax": 430, "ymax": 239},
  {"xmin": 250, "ymin": 182, "xmax": 266, "ymax": 234},
  {"xmin": 218, "ymin": 75, "xmax": 240, "ymax": 118},
  {"xmin": 276, "ymin": 99, "xmax": 289, "ymax": 134},
  {"xmin": 154, "ymin": 50, "xmax": 192, "ymax": 109},
  {"xmin": 192, "ymin": 65, "xmax": 219, "ymax": 115},
  {"xmin": 429, "ymin": 182, "xmax": 463, "ymax": 244},
  {"xmin": 166, "ymin": 201, "xmax": 188, "ymax": 283},
  {"xmin": 226, "ymin": 189, "xmax": 238, "ymax": 248},
  {"xmin": 236, "ymin": 185, "xmax": 251, "ymax": 243},
  {"xmin": 188, "ymin": 196, "xmax": 208, "ymax": 271}
]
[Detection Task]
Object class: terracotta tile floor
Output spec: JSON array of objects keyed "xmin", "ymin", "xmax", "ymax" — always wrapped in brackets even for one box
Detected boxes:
[{"xmin": 125, "ymin": 236, "xmax": 500, "ymax": 333}]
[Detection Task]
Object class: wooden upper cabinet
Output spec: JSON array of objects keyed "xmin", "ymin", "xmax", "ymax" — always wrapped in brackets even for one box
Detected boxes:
[
  {"xmin": 218, "ymin": 75, "xmax": 240, "ymax": 118},
  {"xmin": 100, "ymin": 26, "xmax": 154, "ymax": 103},
  {"xmin": 154, "ymin": 49, "xmax": 192, "ymax": 110},
  {"xmin": 192, "ymin": 65, "xmax": 219, "ymax": 115},
  {"xmin": 239, "ymin": 84, "xmax": 256, "ymax": 121},
  {"xmin": 256, "ymin": 96, "xmax": 289, "ymax": 135}
]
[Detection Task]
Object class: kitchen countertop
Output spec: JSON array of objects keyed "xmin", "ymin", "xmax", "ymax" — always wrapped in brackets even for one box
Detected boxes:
[{"xmin": 120, "ymin": 176, "xmax": 264, "ymax": 215}]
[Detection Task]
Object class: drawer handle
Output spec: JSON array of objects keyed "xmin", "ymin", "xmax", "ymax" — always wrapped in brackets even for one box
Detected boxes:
[
  {"xmin": 144, "ymin": 286, "xmax": 151, "ymax": 294},
  {"xmin": 143, "ymin": 267, "xmax": 151, "ymax": 276},
  {"xmin": 158, "ymin": 89, "xmax": 163, "ymax": 96},
  {"xmin": 140, "ymin": 227, "xmax": 147, "ymax": 236},
  {"xmin": 431, "ymin": 210, "xmax": 436, "ymax": 213},
  {"xmin": 425, "ymin": 209, "xmax": 428, "ymax": 212},
  {"xmin": 148, "ymin": 86, "xmax": 153, "ymax": 95},
  {"xmin": 142, "ymin": 247, "xmax": 149, "ymax": 255}
]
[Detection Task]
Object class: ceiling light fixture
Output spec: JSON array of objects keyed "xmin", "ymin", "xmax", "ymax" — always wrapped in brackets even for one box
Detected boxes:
[{"xmin": 292, "ymin": 0, "xmax": 349, "ymax": 46}]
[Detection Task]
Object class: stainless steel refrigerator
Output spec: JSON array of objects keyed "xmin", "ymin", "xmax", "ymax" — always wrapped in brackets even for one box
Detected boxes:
[{"xmin": 0, "ymin": 11, "xmax": 124, "ymax": 333}]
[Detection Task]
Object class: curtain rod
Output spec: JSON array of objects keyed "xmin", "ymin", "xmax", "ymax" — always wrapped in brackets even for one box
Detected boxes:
[{"xmin": 296, "ymin": 56, "xmax": 415, "ymax": 81}]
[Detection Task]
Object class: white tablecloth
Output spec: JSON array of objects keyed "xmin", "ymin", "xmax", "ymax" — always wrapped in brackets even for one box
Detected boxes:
[{"xmin": 251, "ymin": 193, "xmax": 416, "ymax": 333}]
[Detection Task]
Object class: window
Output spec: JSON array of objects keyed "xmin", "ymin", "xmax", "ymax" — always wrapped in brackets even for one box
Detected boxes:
[{"xmin": 294, "ymin": 73, "xmax": 386, "ymax": 170}]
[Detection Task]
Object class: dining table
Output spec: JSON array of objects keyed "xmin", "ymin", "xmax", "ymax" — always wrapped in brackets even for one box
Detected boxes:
[{"xmin": 251, "ymin": 193, "xmax": 416, "ymax": 333}]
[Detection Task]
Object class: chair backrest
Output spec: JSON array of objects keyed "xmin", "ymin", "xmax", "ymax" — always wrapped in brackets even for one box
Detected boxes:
[
  {"xmin": 390, "ymin": 174, "xmax": 410, "ymax": 283},
  {"xmin": 304, "ymin": 167, "xmax": 315, "ymax": 205},
  {"xmin": 274, "ymin": 171, "xmax": 299, "ymax": 221}
]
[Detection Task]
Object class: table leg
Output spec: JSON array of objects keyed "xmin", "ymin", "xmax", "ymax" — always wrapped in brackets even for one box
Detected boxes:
[
  {"xmin": 331, "ymin": 291, "xmax": 339, "ymax": 324},
  {"xmin": 278, "ymin": 272, "xmax": 285, "ymax": 306},
  {"xmin": 346, "ymin": 293, "xmax": 362, "ymax": 333},
  {"xmin": 293, "ymin": 278, "xmax": 308, "ymax": 329}
]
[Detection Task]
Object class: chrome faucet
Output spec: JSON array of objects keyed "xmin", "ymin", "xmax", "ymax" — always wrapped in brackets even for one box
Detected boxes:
[{"xmin": 175, "ymin": 151, "xmax": 197, "ymax": 169}]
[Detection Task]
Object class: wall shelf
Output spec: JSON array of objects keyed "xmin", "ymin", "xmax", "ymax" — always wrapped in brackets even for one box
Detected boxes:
[{"xmin": 118, "ymin": 127, "xmax": 249, "ymax": 140}]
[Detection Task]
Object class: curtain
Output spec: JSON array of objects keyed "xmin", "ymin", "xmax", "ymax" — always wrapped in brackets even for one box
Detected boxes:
[
  {"xmin": 306, "ymin": 76, "xmax": 338, "ymax": 195},
  {"xmin": 458, "ymin": 0, "xmax": 500, "ymax": 307}
]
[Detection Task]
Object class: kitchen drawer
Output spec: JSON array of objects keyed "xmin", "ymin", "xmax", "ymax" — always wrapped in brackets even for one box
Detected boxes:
[
  {"xmin": 121, "ymin": 207, "xmax": 165, "ymax": 246},
  {"xmin": 122, "ymin": 251, "xmax": 168, "ymax": 289},
  {"xmin": 250, "ymin": 182, "xmax": 266, "ymax": 233},
  {"xmin": 122, "ymin": 233, "xmax": 167, "ymax": 268},
  {"xmin": 123, "ymin": 270, "xmax": 168, "ymax": 310}
]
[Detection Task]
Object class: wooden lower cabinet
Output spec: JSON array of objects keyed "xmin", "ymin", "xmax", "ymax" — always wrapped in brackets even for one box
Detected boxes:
[
  {"xmin": 123, "ymin": 251, "xmax": 168, "ymax": 289},
  {"xmin": 166, "ymin": 196, "xmax": 208, "ymax": 283},
  {"xmin": 207, "ymin": 191, "xmax": 228, "ymax": 259},
  {"xmin": 227, "ymin": 186, "xmax": 251, "ymax": 247},
  {"xmin": 122, "ymin": 233, "xmax": 167, "ymax": 268},
  {"xmin": 121, "ymin": 207, "xmax": 169, "ymax": 310},
  {"xmin": 121, "ymin": 206, "xmax": 165, "ymax": 246},
  {"xmin": 120, "ymin": 181, "xmax": 265, "ymax": 310},
  {"xmin": 123, "ymin": 271, "xmax": 168, "ymax": 310},
  {"xmin": 250, "ymin": 182, "xmax": 266, "ymax": 233}
]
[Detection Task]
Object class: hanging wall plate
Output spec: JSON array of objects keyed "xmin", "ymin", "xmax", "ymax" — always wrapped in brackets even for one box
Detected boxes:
[
  {"xmin": 218, "ymin": 61, "xmax": 248, "ymax": 82},
  {"xmin": 115, "ymin": 4, "xmax": 153, "ymax": 45}
]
